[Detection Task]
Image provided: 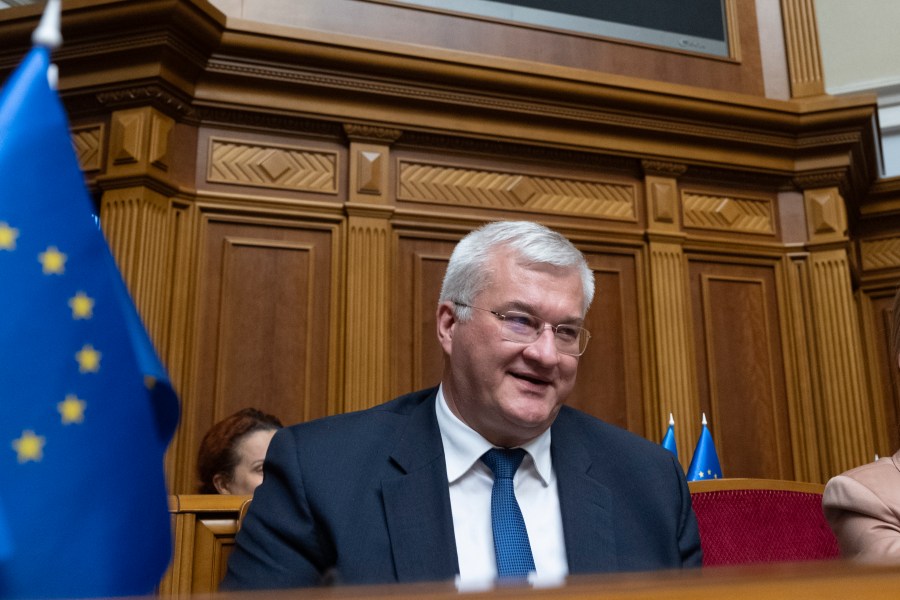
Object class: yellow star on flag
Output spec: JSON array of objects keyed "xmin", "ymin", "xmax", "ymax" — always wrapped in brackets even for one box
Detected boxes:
[
  {"xmin": 69, "ymin": 291, "xmax": 94, "ymax": 319},
  {"xmin": 12, "ymin": 430, "xmax": 46, "ymax": 463},
  {"xmin": 39, "ymin": 245, "xmax": 67, "ymax": 274},
  {"xmin": 76, "ymin": 344, "xmax": 101, "ymax": 373},
  {"xmin": 59, "ymin": 394, "xmax": 87, "ymax": 424},
  {"xmin": 0, "ymin": 221, "xmax": 18, "ymax": 250}
]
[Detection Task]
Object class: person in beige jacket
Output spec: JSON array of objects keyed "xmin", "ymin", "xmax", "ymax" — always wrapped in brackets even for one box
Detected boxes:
[
  {"xmin": 823, "ymin": 450, "xmax": 900, "ymax": 561},
  {"xmin": 823, "ymin": 286, "xmax": 900, "ymax": 562}
]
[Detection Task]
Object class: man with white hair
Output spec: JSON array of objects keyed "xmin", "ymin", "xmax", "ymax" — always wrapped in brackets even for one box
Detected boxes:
[{"xmin": 222, "ymin": 220, "xmax": 702, "ymax": 590}]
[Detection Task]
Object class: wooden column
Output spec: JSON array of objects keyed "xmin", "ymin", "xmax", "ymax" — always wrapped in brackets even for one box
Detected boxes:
[
  {"xmin": 341, "ymin": 125, "xmax": 400, "ymax": 412},
  {"xmin": 803, "ymin": 183, "xmax": 874, "ymax": 474},
  {"xmin": 96, "ymin": 104, "xmax": 192, "ymax": 492},
  {"xmin": 643, "ymin": 161, "xmax": 698, "ymax": 467},
  {"xmin": 97, "ymin": 105, "xmax": 189, "ymax": 354}
]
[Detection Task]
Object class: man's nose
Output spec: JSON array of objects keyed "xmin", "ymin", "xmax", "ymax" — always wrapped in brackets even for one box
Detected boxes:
[{"xmin": 524, "ymin": 326, "xmax": 560, "ymax": 364}]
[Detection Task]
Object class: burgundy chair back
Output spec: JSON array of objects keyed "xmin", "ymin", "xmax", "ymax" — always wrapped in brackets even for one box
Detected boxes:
[{"xmin": 689, "ymin": 479, "xmax": 840, "ymax": 566}]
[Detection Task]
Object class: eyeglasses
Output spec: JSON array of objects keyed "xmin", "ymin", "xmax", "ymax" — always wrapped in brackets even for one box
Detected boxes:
[{"xmin": 453, "ymin": 302, "xmax": 591, "ymax": 356}]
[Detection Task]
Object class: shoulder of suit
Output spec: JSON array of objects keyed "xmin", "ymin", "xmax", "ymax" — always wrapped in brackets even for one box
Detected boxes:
[
  {"xmin": 555, "ymin": 405, "xmax": 669, "ymax": 454},
  {"xmin": 282, "ymin": 387, "xmax": 437, "ymax": 433}
]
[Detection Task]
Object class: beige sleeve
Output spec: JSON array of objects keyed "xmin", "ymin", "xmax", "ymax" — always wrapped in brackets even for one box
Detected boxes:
[{"xmin": 823, "ymin": 474, "xmax": 900, "ymax": 562}]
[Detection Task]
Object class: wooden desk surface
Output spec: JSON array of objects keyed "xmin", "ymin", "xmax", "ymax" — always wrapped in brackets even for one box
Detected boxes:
[{"xmin": 202, "ymin": 560, "xmax": 900, "ymax": 600}]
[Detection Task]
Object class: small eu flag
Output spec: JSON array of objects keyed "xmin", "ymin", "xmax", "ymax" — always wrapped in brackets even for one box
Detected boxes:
[
  {"xmin": 687, "ymin": 413, "xmax": 723, "ymax": 482},
  {"xmin": 661, "ymin": 413, "xmax": 678, "ymax": 460},
  {"xmin": 0, "ymin": 4, "xmax": 179, "ymax": 598}
]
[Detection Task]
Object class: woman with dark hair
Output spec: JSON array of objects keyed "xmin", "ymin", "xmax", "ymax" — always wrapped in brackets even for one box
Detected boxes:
[
  {"xmin": 823, "ymin": 287, "xmax": 900, "ymax": 561},
  {"xmin": 197, "ymin": 408, "xmax": 283, "ymax": 495}
]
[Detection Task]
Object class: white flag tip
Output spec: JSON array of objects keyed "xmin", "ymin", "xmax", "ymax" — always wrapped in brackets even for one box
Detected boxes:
[{"xmin": 32, "ymin": 0, "xmax": 62, "ymax": 50}]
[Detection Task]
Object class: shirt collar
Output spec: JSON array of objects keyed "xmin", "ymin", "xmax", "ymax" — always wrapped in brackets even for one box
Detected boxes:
[{"xmin": 435, "ymin": 385, "xmax": 553, "ymax": 485}]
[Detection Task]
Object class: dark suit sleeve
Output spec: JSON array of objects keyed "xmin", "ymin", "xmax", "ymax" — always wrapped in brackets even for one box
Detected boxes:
[
  {"xmin": 672, "ymin": 454, "xmax": 703, "ymax": 567},
  {"xmin": 220, "ymin": 428, "xmax": 332, "ymax": 590}
]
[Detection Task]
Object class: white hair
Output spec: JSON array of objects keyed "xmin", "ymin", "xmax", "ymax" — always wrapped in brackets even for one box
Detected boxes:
[{"xmin": 438, "ymin": 221, "xmax": 595, "ymax": 319}]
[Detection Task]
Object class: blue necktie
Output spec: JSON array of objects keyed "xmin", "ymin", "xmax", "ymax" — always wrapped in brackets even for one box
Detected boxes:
[{"xmin": 481, "ymin": 448, "xmax": 535, "ymax": 579}]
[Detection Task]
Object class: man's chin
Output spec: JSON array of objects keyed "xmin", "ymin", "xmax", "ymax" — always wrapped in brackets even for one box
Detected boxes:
[{"xmin": 503, "ymin": 402, "xmax": 560, "ymax": 434}]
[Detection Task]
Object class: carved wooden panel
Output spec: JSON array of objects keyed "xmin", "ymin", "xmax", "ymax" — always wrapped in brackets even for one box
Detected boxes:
[
  {"xmin": 860, "ymin": 236, "xmax": 900, "ymax": 271},
  {"xmin": 398, "ymin": 160, "xmax": 637, "ymax": 222},
  {"xmin": 187, "ymin": 216, "xmax": 336, "ymax": 491},
  {"xmin": 689, "ymin": 259, "xmax": 793, "ymax": 480},
  {"xmin": 207, "ymin": 138, "xmax": 338, "ymax": 193},
  {"xmin": 72, "ymin": 124, "xmax": 104, "ymax": 172},
  {"xmin": 682, "ymin": 191, "xmax": 776, "ymax": 236},
  {"xmin": 392, "ymin": 231, "xmax": 646, "ymax": 435}
]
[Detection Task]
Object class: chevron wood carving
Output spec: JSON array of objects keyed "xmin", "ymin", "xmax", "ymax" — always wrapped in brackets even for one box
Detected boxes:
[
  {"xmin": 398, "ymin": 161, "xmax": 636, "ymax": 220},
  {"xmin": 208, "ymin": 139, "xmax": 338, "ymax": 193},
  {"xmin": 72, "ymin": 125, "xmax": 104, "ymax": 172},
  {"xmin": 682, "ymin": 192, "xmax": 775, "ymax": 235},
  {"xmin": 860, "ymin": 237, "xmax": 900, "ymax": 271}
]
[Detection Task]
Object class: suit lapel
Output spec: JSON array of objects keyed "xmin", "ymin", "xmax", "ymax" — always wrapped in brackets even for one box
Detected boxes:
[
  {"xmin": 552, "ymin": 412, "xmax": 618, "ymax": 574},
  {"xmin": 382, "ymin": 391, "xmax": 459, "ymax": 582}
]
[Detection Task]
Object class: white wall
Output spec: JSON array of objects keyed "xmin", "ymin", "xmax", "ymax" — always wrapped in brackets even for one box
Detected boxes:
[{"xmin": 816, "ymin": 0, "xmax": 900, "ymax": 177}]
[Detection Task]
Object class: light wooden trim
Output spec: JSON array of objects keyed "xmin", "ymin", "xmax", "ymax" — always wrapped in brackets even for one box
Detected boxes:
[
  {"xmin": 689, "ymin": 477, "xmax": 825, "ymax": 494},
  {"xmin": 169, "ymin": 493, "xmax": 251, "ymax": 513}
]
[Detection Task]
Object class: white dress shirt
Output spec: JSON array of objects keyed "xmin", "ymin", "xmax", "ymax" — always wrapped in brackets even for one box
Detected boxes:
[{"xmin": 435, "ymin": 386, "xmax": 568, "ymax": 586}]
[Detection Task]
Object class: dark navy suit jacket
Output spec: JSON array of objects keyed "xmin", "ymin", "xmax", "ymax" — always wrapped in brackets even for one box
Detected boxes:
[{"xmin": 220, "ymin": 387, "xmax": 702, "ymax": 589}]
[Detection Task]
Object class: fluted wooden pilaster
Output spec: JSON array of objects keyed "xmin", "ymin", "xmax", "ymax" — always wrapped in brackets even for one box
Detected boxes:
[
  {"xmin": 803, "ymin": 186, "xmax": 874, "ymax": 474},
  {"xmin": 341, "ymin": 126, "xmax": 399, "ymax": 411},
  {"xmin": 343, "ymin": 214, "xmax": 392, "ymax": 412},
  {"xmin": 781, "ymin": 0, "xmax": 826, "ymax": 97},
  {"xmin": 649, "ymin": 242, "xmax": 700, "ymax": 467},
  {"xmin": 643, "ymin": 162, "xmax": 698, "ymax": 467},
  {"xmin": 809, "ymin": 249, "xmax": 874, "ymax": 473},
  {"xmin": 100, "ymin": 187, "xmax": 175, "ymax": 355},
  {"xmin": 99, "ymin": 106, "xmax": 179, "ymax": 359}
]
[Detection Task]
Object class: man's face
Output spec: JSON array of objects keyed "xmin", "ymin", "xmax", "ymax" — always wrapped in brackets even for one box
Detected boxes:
[{"xmin": 437, "ymin": 247, "xmax": 585, "ymax": 447}]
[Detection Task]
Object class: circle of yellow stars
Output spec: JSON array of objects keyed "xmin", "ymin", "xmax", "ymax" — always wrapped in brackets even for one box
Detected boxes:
[{"xmin": 4, "ymin": 219, "xmax": 100, "ymax": 463}]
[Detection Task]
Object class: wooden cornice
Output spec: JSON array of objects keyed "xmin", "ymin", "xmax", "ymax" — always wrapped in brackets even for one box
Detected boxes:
[
  {"xmin": 197, "ymin": 17, "xmax": 879, "ymax": 188},
  {"xmin": 0, "ymin": 0, "xmax": 880, "ymax": 198},
  {"xmin": 0, "ymin": 0, "xmax": 225, "ymax": 117}
]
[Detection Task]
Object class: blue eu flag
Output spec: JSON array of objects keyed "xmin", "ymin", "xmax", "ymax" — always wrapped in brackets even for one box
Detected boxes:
[
  {"xmin": 687, "ymin": 413, "xmax": 723, "ymax": 482},
  {"xmin": 661, "ymin": 413, "xmax": 678, "ymax": 460},
  {"xmin": 0, "ymin": 41, "xmax": 179, "ymax": 599}
]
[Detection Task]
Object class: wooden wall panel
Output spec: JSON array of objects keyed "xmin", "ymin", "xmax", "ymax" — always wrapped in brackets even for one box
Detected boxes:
[
  {"xmin": 392, "ymin": 234, "xmax": 456, "ymax": 396},
  {"xmin": 568, "ymin": 250, "xmax": 647, "ymax": 432},
  {"xmin": 689, "ymin": 259, "xmax": 793, "ymax": 479},
  {"xmin": 862, "ymin": 289, "xmax": 900, "ymax": 455},
  {"xmin": 184, "ymin": 216, "xmax": 336, "ymax": 491}
]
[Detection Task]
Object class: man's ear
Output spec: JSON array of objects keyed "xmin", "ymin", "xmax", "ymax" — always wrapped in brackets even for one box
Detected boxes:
[
  {"xmin": 212, "ymin": 473, "xmax": 232, "ymax": 495},
  {"xmin": 436, "ymin": 301, "xmax": 457, "ymax": 355}
]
